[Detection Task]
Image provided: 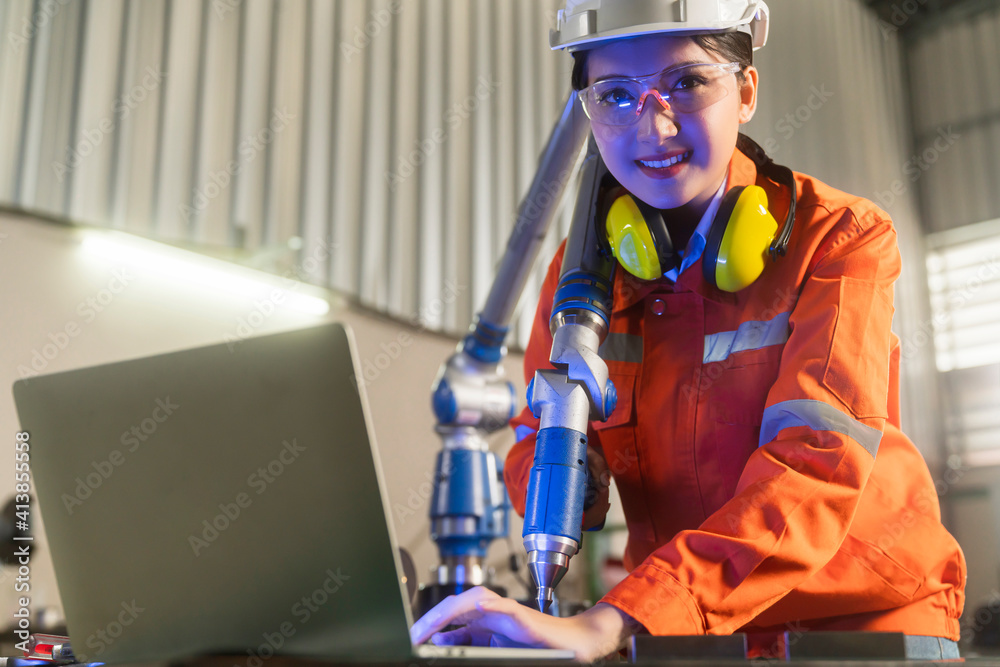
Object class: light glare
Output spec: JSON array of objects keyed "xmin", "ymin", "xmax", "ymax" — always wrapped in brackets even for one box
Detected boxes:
[{"xmin": 81, "ymin": 231, "xmax": 330, "ymax": 316}]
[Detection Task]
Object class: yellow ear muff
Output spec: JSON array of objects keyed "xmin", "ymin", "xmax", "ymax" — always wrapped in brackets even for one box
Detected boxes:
[
  {"xmin": 605, "ymin": 194, "xmax": 662, "ymax": 281},
  {"xmin": 704, "ymin": 185, "xmax": 778, "ymax": 292}
]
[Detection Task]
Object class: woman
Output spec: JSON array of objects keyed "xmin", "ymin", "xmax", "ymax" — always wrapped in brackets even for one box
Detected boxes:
[{"xmin": 412, "ymin": 1, "xmax": 966, "ymax": 661}]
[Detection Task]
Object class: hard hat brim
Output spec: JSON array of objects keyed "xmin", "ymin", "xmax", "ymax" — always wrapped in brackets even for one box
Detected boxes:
[
  {"xmin": 550, "ymin": 0, "xmax": 769, "ymax": 52},
  {"xmin": 551, "ymin": 24, "xmax": 757, "ymax": 52}
]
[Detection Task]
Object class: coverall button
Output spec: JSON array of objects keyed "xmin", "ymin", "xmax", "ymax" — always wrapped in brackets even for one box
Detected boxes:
[{"xmin": 651, "ymin": 298, "xmax": 665, "ymax": 315}]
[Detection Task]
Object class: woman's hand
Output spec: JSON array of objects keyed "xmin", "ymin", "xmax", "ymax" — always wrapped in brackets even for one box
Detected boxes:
[{"xmin": 410, "ymin": 586, "xmax": 643, "ymax": 663}]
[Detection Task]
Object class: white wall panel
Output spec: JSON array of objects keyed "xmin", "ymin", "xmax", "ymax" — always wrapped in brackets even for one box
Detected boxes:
[
  {"xmin": 23, "ymin": 0, "xmax": 81, "ymax": 213},
  {"xmin": 67, "ymin": 0, "xmax": 124, "ymax": 226},
  {"xmin": 0, "ymin": 0, "xmax": 34, "ymax": 202},
  {"xmin": 470, "ymin": 0, "xmax": 494, "ymax": 318},
  {"xmin": 300, "ymin": 0, "xmax": 337, "ymax": 285},
  {"xmin": 110, "ymin": 0, "xmax": 167, "ymax": 234},
  {"xmin": 230, "ymin": 0, "xmax": 274, "ymax": 249},
  {"xmin": 357, "ymin": 0, "xmax": 393, "ymax": 309},
  {"xmin": 415, "ymin": 0, "xmax": 445, "ymax": 330},
  {"xmin": 442, "ymin": 0, "xmax": 472, "ymax": 331},
  {"xmin": 330, "ymin": 0, "xmax": 367, "ymax": 299},
  {"xmin": 193, "ymin": 0, "xmax": 240, "ymax": 245},
  {"xmin": 386, "ymin": 0, "xmax": 419, "ymax": 316},
  {"xmin": 514, "ymin": 0, "xmax": 542, "ymax": 348},
  {"xmin": 265, "ymin": 0, "xmax": 307, "ymax": 249},
  {"xmin": 153, "ymin": 0, "xmax": 203, "ymax": 239}
]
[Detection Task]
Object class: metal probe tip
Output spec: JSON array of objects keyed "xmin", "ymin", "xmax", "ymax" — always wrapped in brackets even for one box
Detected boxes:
[{"xmin": 536, "ymin": 586, "xmax": 553, "ymax": 614}]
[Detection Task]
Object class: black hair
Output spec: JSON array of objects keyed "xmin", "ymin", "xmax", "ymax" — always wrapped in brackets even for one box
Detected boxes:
[{"xmin": 570, "ymin": 31, "xmax": 753, "ymax": 91}]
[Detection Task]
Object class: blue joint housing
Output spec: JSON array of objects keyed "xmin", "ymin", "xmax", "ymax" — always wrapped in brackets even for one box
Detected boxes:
[
  {"xmin": 550, "ymin": 270, "xmax": 613, "ymax": 330},
  {"xmin": 462, "ymin": 316, "xmax": 509, "ymax": 364},
  {"xmin": 430, "ymin": 448, "xmax": 510, "ymax": 558},
  {"xmin": 431, "ymin": 380, "xmax": 457, "ymax": 423},
  {"xmin": 522, "ymin": 426, "xmax": 588, "ymax": 545}
]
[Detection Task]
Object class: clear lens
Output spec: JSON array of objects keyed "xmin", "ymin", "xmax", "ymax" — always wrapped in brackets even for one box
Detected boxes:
[{"xmin": 581, "ymin": 62, "xmax": 740, "ymax": 126}]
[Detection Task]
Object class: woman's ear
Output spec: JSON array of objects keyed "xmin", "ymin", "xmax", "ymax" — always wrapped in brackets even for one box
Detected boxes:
[{"xmin": 738, "ymin": 65, "xmax": 759, "ymax": 124}]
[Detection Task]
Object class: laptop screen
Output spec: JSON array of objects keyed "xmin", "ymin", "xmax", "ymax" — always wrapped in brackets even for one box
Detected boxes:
[{"xmin": 14, "ymin": 323, "xmax": 414, "ymax": 663}]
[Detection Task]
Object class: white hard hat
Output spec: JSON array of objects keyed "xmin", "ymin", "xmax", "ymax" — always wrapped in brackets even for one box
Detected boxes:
[{"xmin": 551, "ymin": 0, "xmax": 769, "ymax": 52}]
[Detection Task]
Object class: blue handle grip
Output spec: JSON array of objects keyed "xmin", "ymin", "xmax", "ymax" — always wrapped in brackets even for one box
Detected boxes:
[{"xmin": 522, "ymin": 427, "xmax": 588, "ymax": 544}]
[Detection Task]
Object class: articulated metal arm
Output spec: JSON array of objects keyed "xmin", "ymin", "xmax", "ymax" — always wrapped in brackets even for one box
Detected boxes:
[{"xmin": 421, "ymin": 93, "xmax": 591, "ymax": 612}]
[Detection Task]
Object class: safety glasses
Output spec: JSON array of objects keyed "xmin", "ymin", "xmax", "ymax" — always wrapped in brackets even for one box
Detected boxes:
[{"xmin": 580, "ymin": 61, "xmax": 742, "ymax": 126}]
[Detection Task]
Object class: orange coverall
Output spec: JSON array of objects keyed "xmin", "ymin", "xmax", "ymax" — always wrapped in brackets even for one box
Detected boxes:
[{"xmin": 505, "ymin": 147, "xmax": 966, "ymax": 640}]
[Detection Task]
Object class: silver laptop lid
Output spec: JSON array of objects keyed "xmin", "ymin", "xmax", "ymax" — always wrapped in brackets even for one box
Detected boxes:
[{"xmin": 13, "ymin": 323, "xmax": 413, "ymax": 664}]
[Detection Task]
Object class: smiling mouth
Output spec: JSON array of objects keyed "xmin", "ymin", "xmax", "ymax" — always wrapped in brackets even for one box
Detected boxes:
[{"xmin": 637, "ymin": 151, "xmax": 691, "ymax": 168}]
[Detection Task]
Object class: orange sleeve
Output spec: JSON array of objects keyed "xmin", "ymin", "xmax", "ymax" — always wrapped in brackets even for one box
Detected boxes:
[{"xmin": 601, "ymin": 210, "xmax": 901, "ymax": 635}]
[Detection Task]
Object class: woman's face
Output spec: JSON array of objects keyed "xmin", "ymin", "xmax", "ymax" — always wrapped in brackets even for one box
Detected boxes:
[{"xmin": 584, "ymin": 35, "xmax": 758, "ymax": 211}]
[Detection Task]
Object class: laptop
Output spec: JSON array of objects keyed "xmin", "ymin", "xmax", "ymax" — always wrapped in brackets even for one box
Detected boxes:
[{"xmin": 13, "ymin": 323, "xmax": 573, "ymax": 664}]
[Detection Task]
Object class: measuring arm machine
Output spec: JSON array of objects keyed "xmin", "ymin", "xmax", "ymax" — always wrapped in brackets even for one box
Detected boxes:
[
  {"xmin": 425, "ymin": 91, "xmax": 619, "ymax": 614},
  {"xmin": 522, "ymin": 142, "xmax": 617, "ymax": 613}
]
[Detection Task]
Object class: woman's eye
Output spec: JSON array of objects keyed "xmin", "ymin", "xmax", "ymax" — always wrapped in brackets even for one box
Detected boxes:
[
  {"xmin": 672, "ymin": 75, "xmax": 708, "ymax": 92},
  {"xmin": 598, "ymin": 87, "xmax": 636, "ymax": 107}
]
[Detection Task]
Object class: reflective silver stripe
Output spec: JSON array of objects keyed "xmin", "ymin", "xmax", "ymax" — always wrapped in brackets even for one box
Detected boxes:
[
  {"xmin": 759, "ymin": 399, "xmax": 882, "ymax": 458},
  {"xmin": 599, "ymin": 333, "xmax": 643, "ymax": 363},
  {"xmin": 703, "ymin": 311, "xmax": 791, "ymax": 364}
]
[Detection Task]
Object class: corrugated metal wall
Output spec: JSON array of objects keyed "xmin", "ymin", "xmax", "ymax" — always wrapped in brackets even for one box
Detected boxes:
[
  {"xmin": 0, "ymin": 0, "xmax": 574, "ymax": 347},
  {"xmin": 0, "ymin": 0, "xmax": 944, "ymax": 461},
  {"xmin": 907, "ymin": 5, "xmax": 1000, "ymax": 234}
]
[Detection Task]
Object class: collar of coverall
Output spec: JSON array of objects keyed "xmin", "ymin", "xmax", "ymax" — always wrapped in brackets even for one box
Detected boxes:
[{"xmin": 610, "ymin": 144, "xmax": 773, "ymax": 312}]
